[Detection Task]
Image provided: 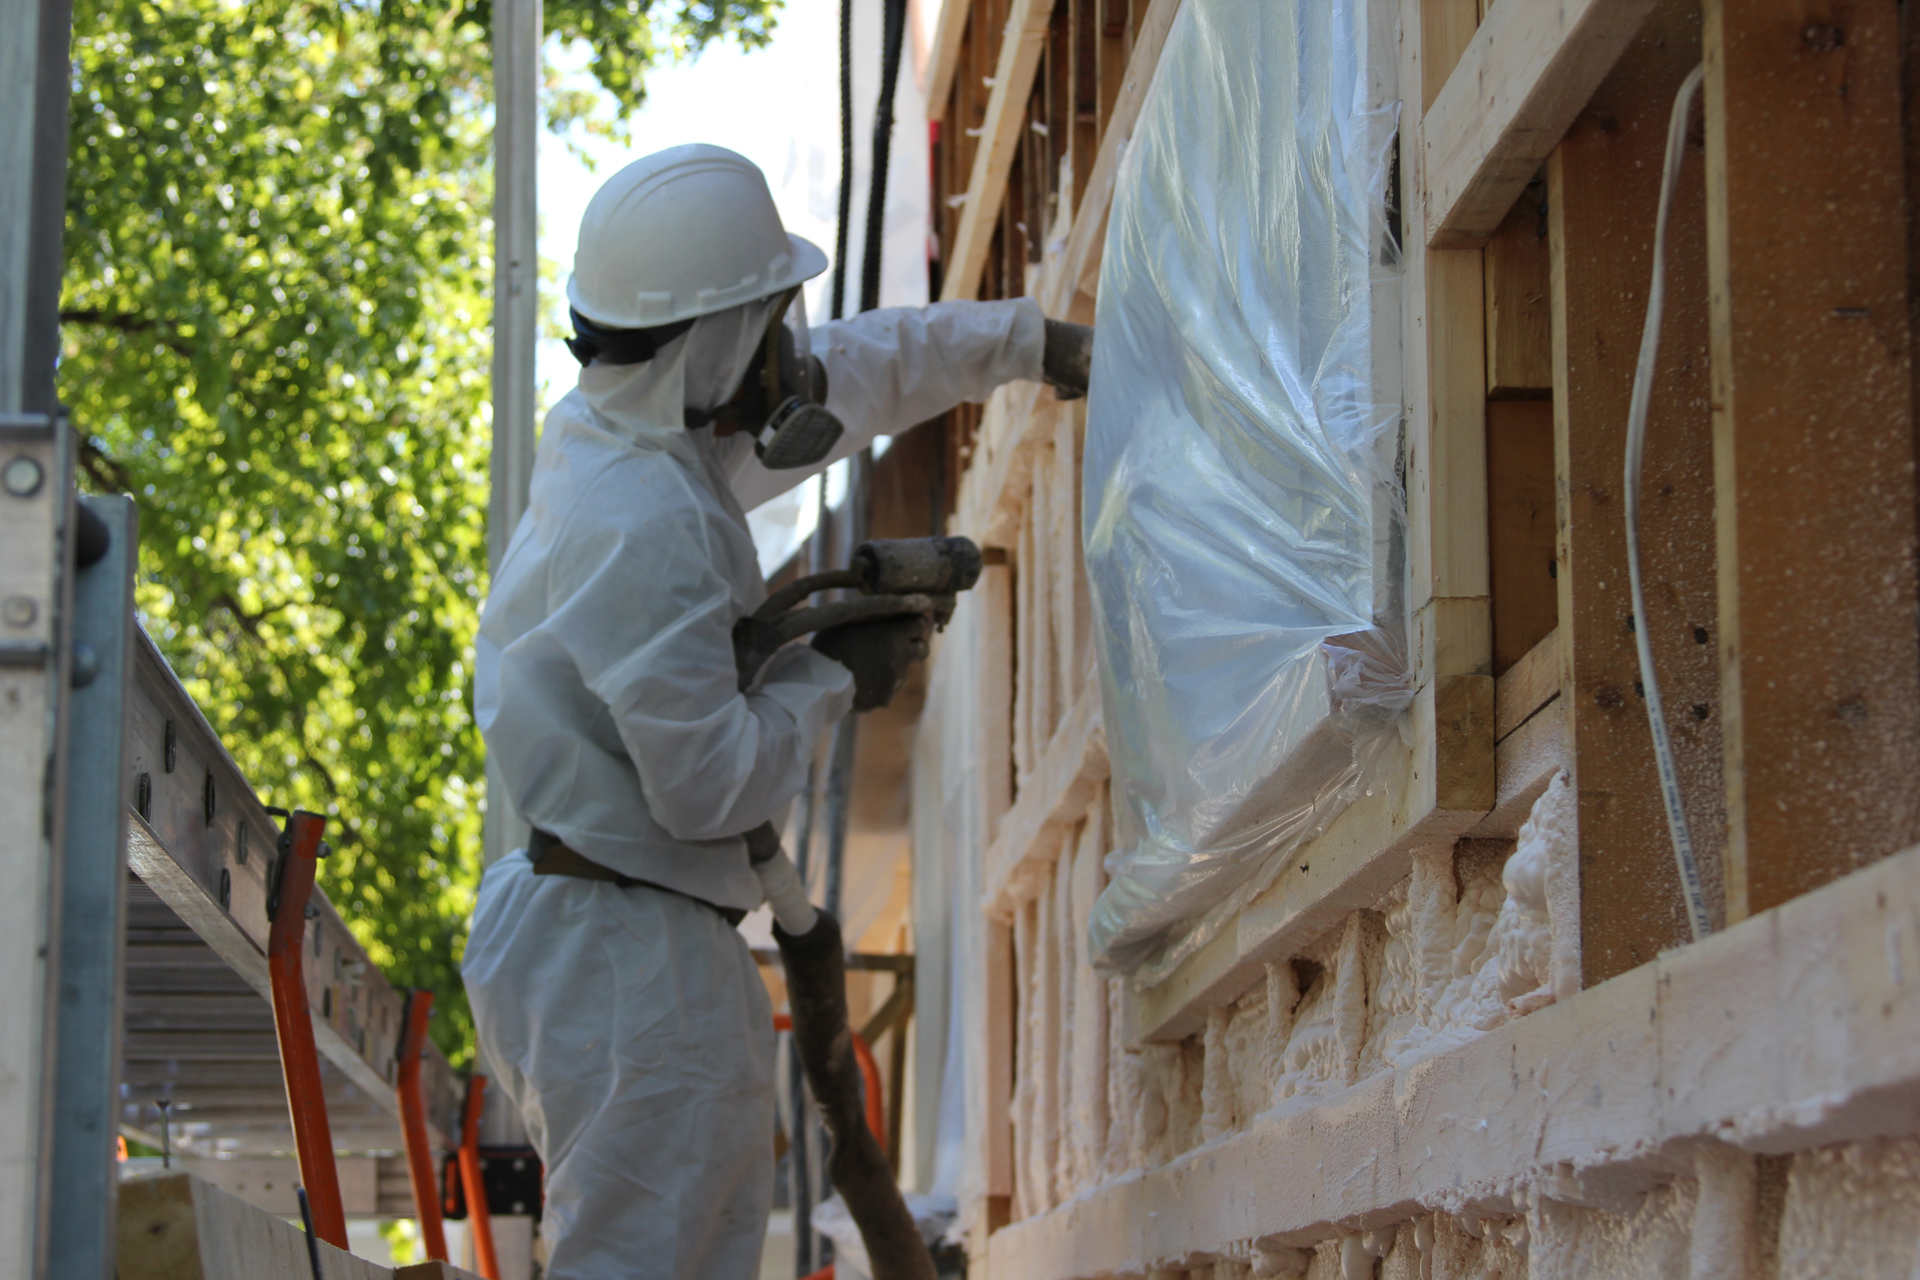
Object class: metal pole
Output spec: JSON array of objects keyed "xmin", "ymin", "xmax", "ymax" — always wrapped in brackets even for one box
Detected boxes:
[
  {"xmin": 0, "ymin": 0, "xmax": 81, "ymax": 1255},
  {"xmin": 820, "ymin": 453, "xmax": 868, "ymax": 926},
  {"xmin": 47, "ymin": 495, "xmax": 136, "ymax": 1280},
  {"xmin": 483, "ymin": 0, "xmax": 542, "ymax": 872},
  {"xmin": 1, "ymin": 0, "xmax": 73, "ymax": 416}
]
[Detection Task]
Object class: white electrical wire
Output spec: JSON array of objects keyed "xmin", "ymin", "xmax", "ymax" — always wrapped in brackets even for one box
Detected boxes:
[{"xmin": 1624, "ymin": 62, "xmax": 1713, "ymax": 942}]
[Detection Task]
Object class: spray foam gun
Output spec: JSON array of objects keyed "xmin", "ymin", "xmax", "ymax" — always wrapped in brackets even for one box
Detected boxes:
[
  {"xmin": 740, "ymin": 533, "xmax": 982, "ymax": 936},
  {"xmin": 730, "ymin": 534, "xmax": 983, "ymax": 694}
]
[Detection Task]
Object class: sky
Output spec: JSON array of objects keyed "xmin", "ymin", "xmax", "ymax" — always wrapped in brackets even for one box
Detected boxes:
[{"xmin": 533, "ymin": 0, "xmax": 933, "ymax": 572}]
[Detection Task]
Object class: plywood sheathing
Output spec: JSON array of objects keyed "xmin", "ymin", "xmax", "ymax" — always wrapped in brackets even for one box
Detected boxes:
[{"xmin": 1703, "ymin": 0, "xmax": 1920, "ymax": 921}]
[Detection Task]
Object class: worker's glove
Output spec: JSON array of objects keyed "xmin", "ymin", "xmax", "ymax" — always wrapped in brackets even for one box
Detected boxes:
[
  {"xmin": 811, "ymin": 613, "xmax": 932, "ymax": 712},
  {"xmin": 1042, "ymin": 319, "xmax": 1094, "ymax": 400}
]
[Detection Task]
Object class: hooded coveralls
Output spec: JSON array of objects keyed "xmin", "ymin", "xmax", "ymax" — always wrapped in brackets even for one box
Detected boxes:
[{"xmin": 462, "ymin": 295, "xmax": 1045, "ymax": 1280}]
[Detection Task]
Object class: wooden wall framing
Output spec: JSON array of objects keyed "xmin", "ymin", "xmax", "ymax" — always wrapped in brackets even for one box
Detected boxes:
[{"xmin": 913, "ymin": 0, "xmax": 1920, "ymax": 1265}]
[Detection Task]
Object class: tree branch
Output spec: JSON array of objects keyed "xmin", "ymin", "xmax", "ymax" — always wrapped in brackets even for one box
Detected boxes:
[
  {"xmin": 298, "ymin": 749, "xmax": 363, "ymax": 851},
  {"xmin": 60, "ymin": 308, "xmax": 194, "ymax": 360},
  {"xmin": 208, "ymin": 591, "xmax": 293, "ymax": 640},
  {"xmin": 78, "ymin": 438, "xmax": 134, "ymax": 494}
]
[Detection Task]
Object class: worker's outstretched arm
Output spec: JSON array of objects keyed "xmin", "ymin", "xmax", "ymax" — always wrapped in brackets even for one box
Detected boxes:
[
  {"xmin": 727, "ymin": 297, "xmax": 1045, "ymax": 511},
  {"xmin": 522, "ymin": 465, "xmax": 855, "ymax": 843}
]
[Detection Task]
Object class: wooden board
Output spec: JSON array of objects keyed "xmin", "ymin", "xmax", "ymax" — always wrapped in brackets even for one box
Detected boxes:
[
  {"xmin": 942, "ymin": 0, "xmax": 1057, "ymax": 300},
  {"xmin": 1407, "ymin": 0, "xmax": 1497, "ymax": 826},
  {"xmin": 116, "ymin": 1171, "xmax": 404, "ymax": 1280},
  {"xmin": 116, "ymin": 1171, "xmax": 487, "ymax": 1278},
  {"xmin": 983, "ymin": 685, "xmax": 1107, "ymax": 917},
  {"xmin": 1484, "ymin": 185, "xmax": 1554, "ymax": 396},
  {"xmin": 1550, "ymin": 0, "xmax": 1725, "ymax": 982},
  {"xmin": 1703, "ymin": 0, "xmax": 1920, "ymax": 920},
  {"xmin": 1424, "ymin": 0, "xmax": 1660, "ymax": 247},
  {"xmin": 926, "ymin": 0, "xmax": 977, "ymax": 121},
  {"xmin": 1419, "ymin": 0, "xmax": 1482, "ymax": 110},
  {"xmin": 1495, "ymin": 627, "xmax": 1561, "ymax": 740},
  {"xmin": 1487, "ymin": 399, "xmax": 1559, "ymax": 675}
]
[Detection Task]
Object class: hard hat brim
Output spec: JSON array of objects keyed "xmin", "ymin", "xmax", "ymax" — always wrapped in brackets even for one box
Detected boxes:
[{"xmin": 567, "ymin": 232, "xmax": 831, "ymax": 331}]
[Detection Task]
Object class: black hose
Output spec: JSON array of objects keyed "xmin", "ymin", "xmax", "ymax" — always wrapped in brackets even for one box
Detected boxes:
[
  {"xmin": 776, "ymin": 911, "xmax": 937, "ymax": 1280},
  {"xmin": 860, "ymin": 0, "xmax": 910, "ymax": 313},
  {"xmin": 831, "ymin": 0, "xmax": 855, "ymax": 320}
]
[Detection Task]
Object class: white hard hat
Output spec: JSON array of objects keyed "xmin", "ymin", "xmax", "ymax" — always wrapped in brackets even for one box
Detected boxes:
[{"xmin": 566, "ymin": 144, "xmax": 829, "ymax": 330}]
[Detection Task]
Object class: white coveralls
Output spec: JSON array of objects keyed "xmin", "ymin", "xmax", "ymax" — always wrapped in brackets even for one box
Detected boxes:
[{"xmin": 463, "ymin": 295, "xmax": 1044, "ymax": 1280}]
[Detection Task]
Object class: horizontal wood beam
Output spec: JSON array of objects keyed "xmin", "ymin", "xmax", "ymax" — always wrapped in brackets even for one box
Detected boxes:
[
  {"xmin": 940, "ymin": 0, "xmax": 1056, "ymax": 300},
  {"xmin": 119, "ymin": 1155, "xmax": 413, "ymax": 1219},
  {"xmin": 1422, "ymin": 0, "xmax": 1658, "ymax": 249},
  {"xmin": 995, "ymin": 842, "xmax": 1920, "ymax": 1277},
  {"xmin": 982, "ymin": 684, "xmax": 1108, "ymax": 918},
  {"xmin": 1465, "ymin": 684, "xmax": 1569, "ymax": 839}
]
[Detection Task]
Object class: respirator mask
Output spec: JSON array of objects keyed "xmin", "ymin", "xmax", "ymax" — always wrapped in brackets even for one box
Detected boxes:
[{"xmin": 684, "ymin": 288, "xmax": 843, "ymax": 470}]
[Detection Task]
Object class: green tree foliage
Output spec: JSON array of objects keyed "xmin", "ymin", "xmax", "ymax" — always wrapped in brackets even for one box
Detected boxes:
[{"xmin": 62, "ymin": 0, "xmax": 779, "ymax": 1064}]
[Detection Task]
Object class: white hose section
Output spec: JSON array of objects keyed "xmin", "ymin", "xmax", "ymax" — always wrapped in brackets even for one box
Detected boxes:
[
  {"xmin": 1624, "ymin": 62, "xmax": 1713, "ymax": 942},
  {"xmin": 754, "ymin": 850, "xmax": 820, "ymax": 936}
]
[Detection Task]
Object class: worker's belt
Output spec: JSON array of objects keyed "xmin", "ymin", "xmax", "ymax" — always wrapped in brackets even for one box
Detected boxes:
[{"xmin": 528, "ymin": 829, "xmax": 746, "ymax": 927}]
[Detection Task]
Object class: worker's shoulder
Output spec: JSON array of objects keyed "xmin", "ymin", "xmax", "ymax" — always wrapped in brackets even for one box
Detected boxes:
[{"xmin": 541, "ymin": 400, "xmax": 710, "ymax": 535}]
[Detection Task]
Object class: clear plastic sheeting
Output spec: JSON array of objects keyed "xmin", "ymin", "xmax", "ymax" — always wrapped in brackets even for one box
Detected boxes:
[{"xmin": 1083, "ymin": 0, "xmax": 1406, "ymax": 976}]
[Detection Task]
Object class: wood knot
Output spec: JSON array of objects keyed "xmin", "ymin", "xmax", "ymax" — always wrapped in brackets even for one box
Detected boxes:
[{"xmin": 1595, "ymin": 685, "xmax": 1626, "ymax": 710}]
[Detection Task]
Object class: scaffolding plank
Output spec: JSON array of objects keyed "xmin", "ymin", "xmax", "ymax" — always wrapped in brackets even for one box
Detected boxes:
[{"xmin": 118, "ymin": 1171, "xmax": 483, "ymax": 1280}]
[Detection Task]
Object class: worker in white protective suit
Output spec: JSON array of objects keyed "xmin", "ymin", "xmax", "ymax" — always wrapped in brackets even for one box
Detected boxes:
[{"xmin": 461, "ymin": 144, "xmax": 1091, "ymax": 1280}]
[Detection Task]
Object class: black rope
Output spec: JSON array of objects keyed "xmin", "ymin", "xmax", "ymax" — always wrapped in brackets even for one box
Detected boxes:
[{"xmin": 860, "ymin": 0, "xmax": 910, "ymax": 313}]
